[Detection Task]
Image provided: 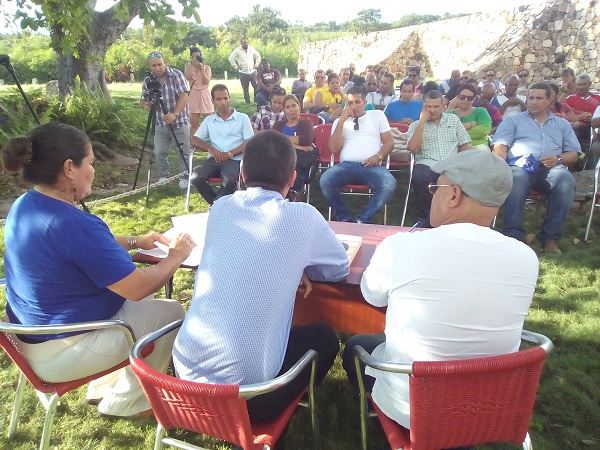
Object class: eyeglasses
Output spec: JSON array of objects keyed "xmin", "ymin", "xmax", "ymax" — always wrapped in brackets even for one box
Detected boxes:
[
  {"xmin": 518, "ymin": 74, "xmax": 528, "ymax": 78},
  {"xmin": 460, "ymin": 76, "xmax": 470, "ymax": 80},
  {"xmin": 428, "ymin": 183, "xmax": 457, "ymax": 195},
  {"xmin": 353, "ymin": 117, "xmax": 359, "ymax": 130},
  {"xmin": 148, "ymin": 52, "xmax": 163, "ymax": 59},
  {"xmin": 458, "ymin": 94, "xmax": 475, "ymax": 101}
]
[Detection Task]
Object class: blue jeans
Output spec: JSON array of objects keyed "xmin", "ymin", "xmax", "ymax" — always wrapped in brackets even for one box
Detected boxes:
[
  {"xmin": 255, "ymin": 90, "xmax": 269, "ymax": 107},
  {"xmin": 502, "ymin": 165, "xmax": 575, "ymax": 242},
  {"xmin": 320, "ymin": 161, "xmax": 396, "ymax": 223},
  {"xmin": 153, "ymin": 125, "xmax": 191, "ymax": 179}
]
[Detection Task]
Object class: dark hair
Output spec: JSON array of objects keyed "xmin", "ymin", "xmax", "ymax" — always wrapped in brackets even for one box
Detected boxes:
[
  {"xmin": 528, "ymin": 82, "xmax": 551, "ymax": 98},
  {"xmin": 400, "ymin": 79, "xmax": 415, "ymax": 90},
  {"xmin": 347, "ymin": 85, "xmax": 367, "ymax": 99},
  {"xmin": 211, "ymin": 83, "xmax": 229, "ymax": 99},
  {"xmin": 424, "ymin": 89, "xmax": 444, "ymax": 101},
  {"xmin": 242, "ymin": 130, "xmax": 296, "ymax": 191},
  {"xmin": 457, "ymin": 84, "xmax": 477, "ymax": 96},
  {"xmin": 0, "ymin": 122, "xmax": 90, "ymax": 186},
  {"xmin": 381, "ymin": 73, "xmax": 395, "ymax": 83},
  {"xmin": 466, "ymin": 78, "xmax": 478, "ymax": 85},
  {"xmin": 562, "ymin": 68, "xmax": 575, "ymax": 77},
  {"xmin": 408, "ymin": 66, "xmax": 421, "ymax": 75},
  {"xmin": 422, "ymin": 81, "xmax": 440, "ymax": 96},
  {"xmin": 327, "ymin": 72, "xmax": 339, "ymax": 83},
  {"xmin": 353, "ymin": 76, "xmax": 366, "ymax": 87},
  {"xmin": 547, "ymin": 82, "xmax": 562, "ymax": 112},
  {"xmin": 189, "ymin": 46, "xmax": 201, "ymax": 55},
  {"xmin": 271, "ymin": 87, "xmax": 286, "ymax": 97},
  {"xmin": 281, "ymin": 94, "xmax": 300, "ymax": 110}
]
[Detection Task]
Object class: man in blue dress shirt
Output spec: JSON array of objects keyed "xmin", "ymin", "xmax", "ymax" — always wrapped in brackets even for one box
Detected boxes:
[{"xmin": 492, "ymin": 82, "xmax": 581, "ymax": 253}]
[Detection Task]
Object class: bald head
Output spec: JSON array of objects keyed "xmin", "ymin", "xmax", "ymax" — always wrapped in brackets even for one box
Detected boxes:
[
  {"xmin": 479, "ymin": 83, "xmax": 496, "ymax": 104},
  {"xmin": 451, "ymin": 70, "xmax": 461, "ymax": 84},
  {"xmin": 366, "ymin": 74, "xmax": 378, "ymax": 93},
  {"xmin": 505, "ymin": 74, "xmax": 520, "ymax": 95}
]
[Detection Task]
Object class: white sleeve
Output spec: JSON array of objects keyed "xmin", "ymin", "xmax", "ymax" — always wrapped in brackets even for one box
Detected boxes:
[{"xmin": 593, "ymin": 105, "xmax": 600, "ymax": 119}]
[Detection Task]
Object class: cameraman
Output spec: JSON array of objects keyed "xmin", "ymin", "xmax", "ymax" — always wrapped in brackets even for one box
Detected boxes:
[{"xmin": 140, "ymin": 51, "xmax": 191, "ymax": 189}]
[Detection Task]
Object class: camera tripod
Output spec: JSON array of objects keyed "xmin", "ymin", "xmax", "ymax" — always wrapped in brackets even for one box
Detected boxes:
[{"xmin": 133, "ymin": 88, "xmax": 190, "ymax": 206}]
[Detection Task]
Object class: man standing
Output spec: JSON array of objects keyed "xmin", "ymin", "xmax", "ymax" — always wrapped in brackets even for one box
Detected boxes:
[
  {"xmin": 303, "ymin": 69, "xmax": 327, "ymax": 111},
  {"xmin": 320, "ymin": 86, "xmax": 396, "ymax": 223},
  {"xmin": 140, "ymin": 51, "xmax": 191, "ymax": 189},
  {"xmin": 366, "ymin": 73, "xmax": 398, "ymax": 110},
  {"xmin": 491, "ymin": 75, "xmax": 527, "ymax": 118},
  {"xmin": 342, "ymin": 149, "xmax": 538, "ymax": 431},
  {"xmin": 438, "ymin": 69, "xmax": 461, "ymax": 96},
  {"xmin": 407, "ymin": 90, "xmax": 473, "ymax": 227},
  {"xmin": 492, "ymin": 82, "xmax": 581, "ymax": 253},
  {"xmin": 383, "ymin": 79, "xmax": 422, "ymax": 124},
  {"xmin": 190, "ymin": 84, "xmax": 253, "ymax": 206},
  {"xmin": 255, "ymin": 59, "xmax": 282, "ymax": 107},
  {"xmin": 174, "ymin": 130, "xmax": 349, "ymax": 423},
  {"xmin": 228, "ymin": 37, "xmax": 261, "ymax": 104},
  {"xmin": 250, "ymin": 87, "xmax": 285, "ymax": 133}
]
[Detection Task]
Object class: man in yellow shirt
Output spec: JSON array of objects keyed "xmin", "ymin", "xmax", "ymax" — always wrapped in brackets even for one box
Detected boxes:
[{"xmin": 303, "ymin": 69, "xmax": 328, "ymax": 111}]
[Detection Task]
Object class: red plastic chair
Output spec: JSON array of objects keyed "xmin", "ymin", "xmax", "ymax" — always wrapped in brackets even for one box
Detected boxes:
[
  {"xmin": 353, "ymin": 330, "xmax": 553, "ymax": 450},
  {"xmin": 300, "ymin": 112, "xmax": 324, "ymax": 126},
  {"xmin": 0, "ymin": 309, "xmax": 145, "ymax": 450},
  {"xmin": 130, "ymin": 320, "xmax": 320, "ymax": 450}
]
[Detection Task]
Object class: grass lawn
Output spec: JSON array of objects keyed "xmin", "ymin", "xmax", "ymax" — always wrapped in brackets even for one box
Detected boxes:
[{"xmin": 0, "ymin": 80, "xmax": 599, "ymax": 449}]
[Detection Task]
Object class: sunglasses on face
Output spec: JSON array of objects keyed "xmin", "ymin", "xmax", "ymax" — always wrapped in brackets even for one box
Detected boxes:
[
  {"xmin": 518, "ymin": 74, "xmax": 528, "ymax": 78},
  {"xmin": 458, "ymin": 94, "xmax": 475, "ymax": 101},
  {"xmin": 460, "ymin": 76, "xmax": 470, "ymax": 80},
  {"xmin": 148, "ymin": 52, "xmax": 163, "ymax": 59}
]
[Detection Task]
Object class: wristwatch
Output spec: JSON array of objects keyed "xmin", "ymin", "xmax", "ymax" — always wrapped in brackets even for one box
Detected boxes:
[
  {"xmin": 228, "ymin": 151, "xmax": 234, "ymax": 159},
  {"xmin": 557, "ymin": 156, "xmax": 563, "ymax": 165}
]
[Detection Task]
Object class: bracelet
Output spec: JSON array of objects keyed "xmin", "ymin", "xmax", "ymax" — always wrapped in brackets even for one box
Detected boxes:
[
  {"xmin": 127, "ymin": 236, "xmax": 139, "ymax": 250},
  {"xmin": 377, "ymin": 153, "xmax": 384, "ymax": 161}
]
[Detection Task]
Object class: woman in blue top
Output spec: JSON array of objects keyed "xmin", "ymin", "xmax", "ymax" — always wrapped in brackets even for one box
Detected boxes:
[{"xmin": 0, "ymin": 122, "xmax": 195, "ymax": 418}]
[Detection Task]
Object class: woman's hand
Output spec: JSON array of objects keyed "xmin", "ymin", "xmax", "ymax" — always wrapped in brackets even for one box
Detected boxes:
[
  {"xmin": 168, "ymin": 233, "xmax": 196, "ymax": 261},
  {"xmin": 136, "ymin": 232, "xmax": 170, "ymax": 250}
]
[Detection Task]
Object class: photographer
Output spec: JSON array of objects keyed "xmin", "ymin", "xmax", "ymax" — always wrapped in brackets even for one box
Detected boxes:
[
  {"xmin": 140, "ymin": 51, "xmax": 191, "ymax": 189},
  {"xmin": 184, "ymin": 47, "xmax": 212, "ymax": 137}
]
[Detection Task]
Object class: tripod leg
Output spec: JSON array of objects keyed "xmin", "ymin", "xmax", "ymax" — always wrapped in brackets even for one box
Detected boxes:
[
  {"xmin": 134, "ymin": 101, "xmax": 157, "ymax": 190},
  {"xmin": 157, "ymin": 99, "xmax": 191, "ymax": 178},
  {"xmin": 145, "ymin": 108, "xmax": 157, "ymax": 207}
]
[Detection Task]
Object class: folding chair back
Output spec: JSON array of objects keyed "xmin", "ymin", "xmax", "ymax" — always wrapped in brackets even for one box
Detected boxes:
[{"xmin": 300, "ymin": 113, "xmax": 323, "ymax": 126}]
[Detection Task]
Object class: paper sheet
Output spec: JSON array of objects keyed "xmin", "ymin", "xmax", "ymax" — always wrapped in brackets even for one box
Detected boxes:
[{"xmin": 336, "ymin": 234, "xmax": 362, "ymax": 264}]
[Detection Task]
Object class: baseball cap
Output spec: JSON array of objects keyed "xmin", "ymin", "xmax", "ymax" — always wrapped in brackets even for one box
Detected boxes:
[{"xmin": 431, "ymin": 150, "xmax": 513, "ymax": 207}]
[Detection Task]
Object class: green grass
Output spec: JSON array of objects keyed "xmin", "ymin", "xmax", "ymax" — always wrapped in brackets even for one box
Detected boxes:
[{"xmin": 0, "ymin": 82, "xmax": 599, "ymax": 449}]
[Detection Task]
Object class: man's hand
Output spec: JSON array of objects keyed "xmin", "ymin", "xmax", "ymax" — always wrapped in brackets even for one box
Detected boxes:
[
  {"xmin": 400, "ymin": 118, "xmax": 414, "ymax": 125},
  {"xmin": 141, "ymin": 100, "xmax": 150, "ymax": 111},
  {"xmin": 164, "ymin": 112, "xmax": 177, "ymax": 124},
  {"xmin": 419, "ymin": 106, "xmax": 431, "ymax": 122},
  {"xmin": 211, "ymin": 150, "xmax": 231, "ymax": 163},
  {"xmin": 297, "ymin": 272, "xmax": 313, "ymax": 299},
  {"xmin": 340, "ymin": 103, "xmax": 354, "ymax": 121},
  {"xmin": 540, "ymin": 155, "xmax": 562, "ymax": 168},
  {"xmin": 363, "ymin": 154, "xmax": 383, "ymax": 167}
]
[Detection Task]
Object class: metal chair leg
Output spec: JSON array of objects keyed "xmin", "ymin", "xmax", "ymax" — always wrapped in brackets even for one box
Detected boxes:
[
  {"xmin": 154, "ymin": 423, "xmax": 166, "ymax": 450},
  {"xmin": 8, "ymin": 372, "xmax": 26, "ymax": 438},
  {"xmin": 354, "ymin": 355, "xmax": 369, "ymax": 450},
  {"xmin": 39, "ymin": 392, "xmax": 60, "ymax": 450}
]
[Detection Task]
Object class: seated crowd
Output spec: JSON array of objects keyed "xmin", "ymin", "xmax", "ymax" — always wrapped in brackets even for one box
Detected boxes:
[{"xmin": 1, "ymin": 51, "xmax": 595, "ymax": 448}]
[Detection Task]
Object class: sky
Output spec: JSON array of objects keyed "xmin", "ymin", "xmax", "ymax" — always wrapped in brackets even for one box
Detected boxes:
[{"xmin": 94, "ymin": 0, "xmax": 543, "ymax": 28}]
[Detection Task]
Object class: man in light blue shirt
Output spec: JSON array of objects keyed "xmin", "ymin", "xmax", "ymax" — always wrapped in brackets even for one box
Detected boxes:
[
  {"xmin": 190, "ymin": 84, "xmax": 254, "ymax": 205},
  {"xmin": 492, "ymin": 82, "xmax": 581, "ymax": 253},
  {"xmin": 174, "ymin": 130, "xmax": 350, "ymax": 423}
]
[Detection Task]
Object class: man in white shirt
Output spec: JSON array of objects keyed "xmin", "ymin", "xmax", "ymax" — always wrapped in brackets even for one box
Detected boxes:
[
  {"xmin": 320, "ymin": 86, "xmax": 396, "ymax": 223},
  {"xmin": 366, "ymin": 73, "xmax": 398, "ymax": 110},
  {"xmin": 491, "ymin": 75, "xmax": 527, "ymax": 118},
  {"xmin": 228, "ymin": 37, "xmax": 261, "ymax": 104},
  {"xmin": 342, "ymin": 149, "xmax": 538, "ymax": 431}
]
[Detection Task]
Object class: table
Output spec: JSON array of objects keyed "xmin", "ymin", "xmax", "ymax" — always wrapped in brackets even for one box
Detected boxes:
[
  {"xmin": 292, "ymin": 222, "xmax": 407, "ymax": 335},
  {"xmin": 133, "ymin": 222, "xmax": 410, "ymax": 335}
]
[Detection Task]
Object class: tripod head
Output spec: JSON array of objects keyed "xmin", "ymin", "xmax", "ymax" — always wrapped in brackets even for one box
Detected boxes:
[
  {"xmin": 0, "ymin": 54, "xmax": 15, "ymax": 74},
  {"xmin": 144, "ymin": 71, "xmax": 162, "ymax": 102}
]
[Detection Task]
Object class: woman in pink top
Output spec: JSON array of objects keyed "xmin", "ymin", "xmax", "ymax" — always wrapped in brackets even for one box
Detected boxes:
[{"xmin": 185, "ymin": 47, "xmax": 213, "ymax": 136}]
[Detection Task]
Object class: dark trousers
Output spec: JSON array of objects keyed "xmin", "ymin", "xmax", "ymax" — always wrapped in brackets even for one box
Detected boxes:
[
  {"xmin": 412, "ymin": 163, "xmax": 439, "ymax": 228},
  {"xmin": 190, "ymin": 159, "xmax": 240, "ymax": 205},
  {"xmin": 293, "ymin": 147, "xmax": 319, "ymax": 192},
  {"xmin": 247, "ymin": 323, "xmax": 340, "ymax": 423},
  {"xmin": 239, "ymin": 72, "xmax": 257, "ymax": 103},
  {"xmin": 341, "ymin": 333, "xmax": 386, "ymax": 395}
]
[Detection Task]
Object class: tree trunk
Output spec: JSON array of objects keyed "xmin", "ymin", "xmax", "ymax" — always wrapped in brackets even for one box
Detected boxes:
[{"xmin": 54, "ymin": 3, "xmax": 141, "ymax": 96}]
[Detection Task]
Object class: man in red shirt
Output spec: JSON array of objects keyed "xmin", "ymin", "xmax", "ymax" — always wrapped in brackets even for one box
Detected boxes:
[{"xmin": 563, "ymin": 74, "xmax": 600, "ymax": 146}]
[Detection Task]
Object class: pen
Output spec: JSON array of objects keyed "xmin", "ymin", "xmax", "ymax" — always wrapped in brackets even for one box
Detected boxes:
[{"xmin": 407, "ymin": 220, "xmax": 423, "ymax": 232}]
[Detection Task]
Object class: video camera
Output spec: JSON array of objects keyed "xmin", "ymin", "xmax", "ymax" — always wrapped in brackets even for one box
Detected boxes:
[
  {"xmin": 144, "ymin": 71, "xmax": 162, "ymax": 99},
  {"xmin": 196, "ymin": 55, "xmax": 204, "ymax": 63}
]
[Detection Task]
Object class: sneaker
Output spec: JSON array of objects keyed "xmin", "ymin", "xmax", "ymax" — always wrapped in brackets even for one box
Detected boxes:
[{"xmin": 179, "ymin": 179, "xmax": 188, "ymax": 189}]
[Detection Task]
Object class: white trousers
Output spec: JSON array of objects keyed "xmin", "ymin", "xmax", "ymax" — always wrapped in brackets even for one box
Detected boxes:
[{"xmin": 16, "ymin": 298, "xmax": 184, "ymax": 416}]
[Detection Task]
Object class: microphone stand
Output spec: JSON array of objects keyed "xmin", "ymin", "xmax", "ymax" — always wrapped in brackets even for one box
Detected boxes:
[{"xmin": 0, "ymin": 54, "xmax": 90, "ymax": 213}]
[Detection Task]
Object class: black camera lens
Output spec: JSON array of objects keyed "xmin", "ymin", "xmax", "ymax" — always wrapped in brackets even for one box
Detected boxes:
[{"xmin": 196, "ymin": 56, "xmax": 203, "ymax": 63}]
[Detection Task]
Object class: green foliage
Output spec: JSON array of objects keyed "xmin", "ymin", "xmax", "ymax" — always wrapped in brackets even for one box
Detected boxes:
[
  {"xmin": 349, "ymin": 9, "xmax": 385, "ymax": 34},
  {"xmin": 47, "ymin": 81, "xmax": 145, "ymax": 158},
  {"xmin": 0, "ymin": 88, "xmax": 51, "ymax": 147},
  {"xmin": 0, "ymin": 33, "xmax": 57, "ymax": 84},
  {"xmin": 218, "ymin": 5, "xmax": 288, "ymax": 46}
]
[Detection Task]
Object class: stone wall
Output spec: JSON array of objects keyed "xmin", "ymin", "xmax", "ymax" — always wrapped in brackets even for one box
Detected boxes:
[{"xmin": 298, "ymin": 0, "xmax": 600, "ymax": 88}]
